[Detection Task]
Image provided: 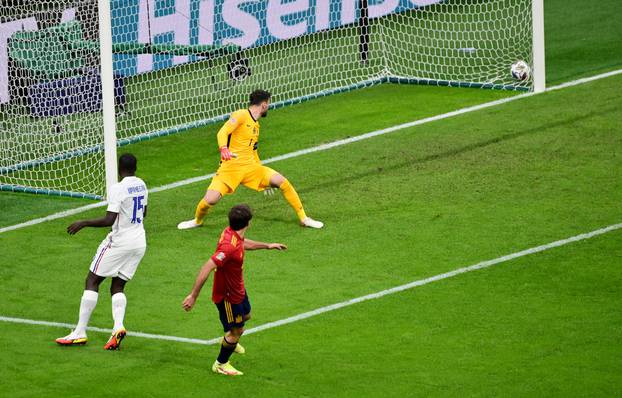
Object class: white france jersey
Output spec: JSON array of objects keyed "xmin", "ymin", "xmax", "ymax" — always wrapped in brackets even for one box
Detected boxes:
[{"xmin": 106, "ymin": 176, "xmax": 148, "ymax": 249}]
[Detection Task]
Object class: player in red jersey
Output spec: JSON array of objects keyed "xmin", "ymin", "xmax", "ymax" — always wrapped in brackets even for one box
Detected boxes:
[{"xmin": 182, "ymin": 204, "xmax": 287, "ymax": 376}]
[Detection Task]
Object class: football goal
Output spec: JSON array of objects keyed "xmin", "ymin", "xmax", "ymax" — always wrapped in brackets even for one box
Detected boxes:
[{"xmin": 0, "ymin": 0, "xmax": 545, "ymax": 200}]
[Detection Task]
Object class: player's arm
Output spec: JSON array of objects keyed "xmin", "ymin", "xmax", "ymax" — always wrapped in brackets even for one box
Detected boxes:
[
  {"xmin": 216, "ymin": 112, "xmax": 242, "ymax": 161},
  {"xmin": 182, "ymin": 259, "xmax": 217, "ymax": 311},
  {"xmin": 68, "ymin": 184, "xmax": 125, "ymax": 235},
  {"xmin": 67, "ymin": 211, "xmax": 118, "ymax": 235},
  {"xmin": 244, "ymin": 239, "xmax": 287, "ymax": 251}
]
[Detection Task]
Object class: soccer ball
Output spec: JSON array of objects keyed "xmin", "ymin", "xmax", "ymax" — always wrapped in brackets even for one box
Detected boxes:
[{"xmin": 511, "ymin": 60, "xmax": 531, "ymax": 81}]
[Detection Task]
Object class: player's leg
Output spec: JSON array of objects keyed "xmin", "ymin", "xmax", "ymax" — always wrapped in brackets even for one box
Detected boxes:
[
  {"xmin": 195, "ymin": 189, "xmax": 222, "ymax": 223},
  {"xmin": 213, "ymin": 300, "xmax": 246, "ymax": 376},
  {"xmin": 110, "ymin": 277, "xmax": 127, "ymax": 331},
  {"xmin": 268, "ymin": 171, "xmax": 324, "ymax": 228},
  {"xmin": 236, "ymin": 295, "xmax": 251, "ymax": 354},
  {"xmin": 219, "ymin": 294, "xmax": 250, "ymax": 355},
  {"xmin": 218, "ymin": 334, "xmax": 246, "ymax": 355},
  {"xmin": 55, "ymin": 271, "xmax": 105, "ymax": 345},
  {"xmin": 104, "ymin": 247, "xmax": 145, "ymax": 350},
  {"xmin": 221, "ymin": 326, "xmax": 244, "ymax": 355},
  {"xmin": 103, "ymin": 277, "xmax": 128, "ymax": 350},
  {"xmin": 76, "ymin": 272, "xmax": 105, "ymax": 333},
  {"xmin": 56, "ymin": 237, "xmax": 111, "ymax": 345},
  {"xmin": 178, "ymin": 188, "xmax": 224, "ymax": 230},
  {"xmin": 214, "ymin": 326, "xmax": 245, "ymax": 376},
  {"xmin": 178, "ymin": 171, "xmax": 239, "ymax": 229}
]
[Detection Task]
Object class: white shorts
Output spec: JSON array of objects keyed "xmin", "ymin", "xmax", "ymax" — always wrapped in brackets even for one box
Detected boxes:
[{"xmin": 89, "ymin": 238, "xmax": 146, "ymax": 281}]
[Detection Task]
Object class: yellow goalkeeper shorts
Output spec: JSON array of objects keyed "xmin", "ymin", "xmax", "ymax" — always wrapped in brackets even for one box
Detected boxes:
[{"xmin": 208, "ymin": 162, "xmax": 278, "ymax": 196}]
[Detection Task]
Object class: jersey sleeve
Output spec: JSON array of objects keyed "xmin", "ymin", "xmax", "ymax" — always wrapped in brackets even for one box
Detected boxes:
[
  {"xmin": 211, "ymin": 244, "xmax": 233, "ymax": 267},
  {"xmin": 217, "ymin": 110, "xmax": 246, "ymax": 148},
  {"xmin": 141, "ymin": 183, "xmax": 148, "ymax": 206},
  {"xmin": 106, "ymin": 184, "xmax": 124, "ymax": 213}
]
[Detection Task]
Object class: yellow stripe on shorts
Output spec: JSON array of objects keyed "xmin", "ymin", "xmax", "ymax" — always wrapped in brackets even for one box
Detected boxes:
[{"xmin": 225, "ymin": 301, "xmax": 233, "ymax": 323}]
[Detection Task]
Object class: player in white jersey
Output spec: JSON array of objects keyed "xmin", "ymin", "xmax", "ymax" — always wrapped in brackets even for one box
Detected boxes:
[{"xmin": 56, "ymin": 153, "xmax": 148, "ymax": 350}]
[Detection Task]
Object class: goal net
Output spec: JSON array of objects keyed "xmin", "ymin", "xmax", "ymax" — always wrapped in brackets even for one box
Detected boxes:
[{"xmin": 0, "ymin": 0, "xmax": 541, "ymax": 200}]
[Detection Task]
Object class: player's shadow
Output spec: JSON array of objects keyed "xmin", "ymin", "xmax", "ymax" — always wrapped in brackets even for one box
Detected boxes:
[
  {"xmin": 295, "ymin": 107, "xmax": 615, "ymax": 196},
  {"xmin": 247, "ymin": 201, "xmax": 295, "ymax": 225}
]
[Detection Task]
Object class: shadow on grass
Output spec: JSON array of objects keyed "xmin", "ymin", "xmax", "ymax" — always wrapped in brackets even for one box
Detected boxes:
[{"xmin": 294, "ymin": 107, "xmax": 616, "ymax": 196}]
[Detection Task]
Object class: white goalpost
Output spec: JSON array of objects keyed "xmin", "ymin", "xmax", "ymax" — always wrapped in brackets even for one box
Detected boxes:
[
  {"xmin": 97, "ymin": 0, "xmax": 118, "ymax": 199},
  {"xmin": 531, "ymin": 0, "xmax": 546, "ymax": 93},
  {"xmin": 0, "ymin": 0, "xmax": 546, "ymax": 200}
]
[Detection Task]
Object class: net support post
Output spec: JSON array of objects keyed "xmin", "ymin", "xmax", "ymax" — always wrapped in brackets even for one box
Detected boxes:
[
  {"xmin": 98, "ymin": 0, "xmax": 118, "ymax": 198},
  {"xmin": 532, "ymin": 0, "xmax": 546, "ymax": 93}
]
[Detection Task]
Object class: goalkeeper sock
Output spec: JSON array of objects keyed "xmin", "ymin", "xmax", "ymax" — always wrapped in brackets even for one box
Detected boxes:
[
  {"xmin": 217, "ymin": 337, "xmax": 237, "ymax": 364},
  {"xmin": 111, "ymin": 292, "xmax": 127, "ymax": 331},
  {"xmin": 194, "ymin": 198, "xmax": 212, "ymax": 225},
  {"xmin": 279, "ymin": 179, "xmax": 307, "ymax": 221},
  {"xmin": 75, "ymin": 290, "xmax": 98, "ymax": 336}
]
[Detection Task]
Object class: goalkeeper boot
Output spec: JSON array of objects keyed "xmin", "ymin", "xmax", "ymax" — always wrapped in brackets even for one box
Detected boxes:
[
  {"xmin": 55, "ymin": 330, "xmax": 87, "ymax": 346},
  {"xmin": 219, "ymin": 337, "xmax": 245, "ymax": 354},
  {"xmin": 301, "ymin": 217, "xmax": 324, "ymax": 229},
  {"xmin": 177, "ymin": 219, "xmax": 202, "ymax": 230},
  {"xmin": 212, "ymin": 361, "xmax": 243, "ymax": 376},
  {"xmin": 104, "ymin": 328, "xmax": 126, "ymax": 350}
]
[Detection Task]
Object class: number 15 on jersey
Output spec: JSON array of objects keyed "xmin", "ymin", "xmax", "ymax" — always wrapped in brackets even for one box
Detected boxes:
[{"xmin": 132, "ymin": 195, "xmax": 145, "ymax": 224}]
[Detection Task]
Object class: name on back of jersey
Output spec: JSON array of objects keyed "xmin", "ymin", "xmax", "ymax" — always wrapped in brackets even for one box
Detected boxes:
[{"xmin": 127, "ymin": 185, "xmax": 146, "ymax": 195}]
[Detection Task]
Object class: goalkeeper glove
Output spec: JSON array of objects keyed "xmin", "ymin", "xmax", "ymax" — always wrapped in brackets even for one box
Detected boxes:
[{"xmin": 220, "ymin": 146, "xmax": 234, "ymax": 161}]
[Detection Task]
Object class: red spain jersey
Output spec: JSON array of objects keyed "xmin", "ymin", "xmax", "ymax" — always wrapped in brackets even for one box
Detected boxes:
[{"xmin": 211, "ymin": 227, "xmax": 246, "ymax": 304}]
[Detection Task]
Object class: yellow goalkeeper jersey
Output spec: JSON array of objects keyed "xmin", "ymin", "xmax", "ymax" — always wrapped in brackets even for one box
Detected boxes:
[{"xmin": 216, "ymin": 109, "xmax": 260, "ymax": 165}]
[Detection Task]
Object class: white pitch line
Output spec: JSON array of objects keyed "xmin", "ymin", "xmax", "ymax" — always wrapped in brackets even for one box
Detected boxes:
[
  {"xmin": 545, "ymin": 69, "xmax": 622, "ymax": 92},
  {"xmin": 242, "ymin": 222, "xmax": 622, "ymax": 337},
  {"xmin": 0, "ymin": 201, "xmax": 107, "ymax": 234},
  {"xmin": 1, "ymin": 222, "xmax": 620, "ymax": 345},
  {"xmin": 0, "ymin": 315, "xmax": 219, "ymax": 345},
  {"xmin": 1, "ymin": 67, "xmax": 621, "ymax": 236}
]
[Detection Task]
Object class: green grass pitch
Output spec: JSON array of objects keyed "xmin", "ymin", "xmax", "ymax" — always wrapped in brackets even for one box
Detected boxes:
[{"xmin": 1, "ymin": 0, "xmax": 621, "ymax": 396}]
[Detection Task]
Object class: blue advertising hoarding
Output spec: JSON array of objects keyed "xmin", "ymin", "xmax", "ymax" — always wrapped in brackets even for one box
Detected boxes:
[
  {"xmin": 0, "ymin": 0, "xmax": 442, "ymax": 103},
  {"xmin": 110, "ymin": 0, "xmax": 443, "ymax": 76}
]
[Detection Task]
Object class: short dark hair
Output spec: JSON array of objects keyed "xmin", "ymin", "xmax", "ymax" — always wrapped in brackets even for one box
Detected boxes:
[
  {"xmin": 249, "ymin": 89, "xmax": 271, "ymax": 106},
  {"xmin": 228, "ymin": 204, "xmax": 253, "ymax": 231},
  {"xmin": 118, "ymin": 153, "xmax": 137, "ymax": 173}
]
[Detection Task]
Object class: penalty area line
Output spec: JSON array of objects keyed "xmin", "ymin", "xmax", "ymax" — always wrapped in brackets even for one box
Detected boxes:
[
  {"xmin": 1, "ymin": 222, "xmax": 620, "ymax": 345},
  {"xmin": 1, "ymin": 68, "xmax": 621, "ymax": 235}
]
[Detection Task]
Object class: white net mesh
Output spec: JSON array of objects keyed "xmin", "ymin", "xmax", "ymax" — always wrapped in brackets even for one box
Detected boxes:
[
  {"xmin": 382, "ymin": 0, "xmax": 533, "ymax": 89},
  {"xmin": 0, "ymin": 0, "xmax": 535, "ymax": 199},
  {"xmin": 0, "ymin": 1, "xmax": 106, "ymax": 198}
]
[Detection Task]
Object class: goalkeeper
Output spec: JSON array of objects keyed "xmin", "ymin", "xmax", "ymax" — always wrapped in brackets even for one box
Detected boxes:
[{"xmin": 178, "ymin": 89, "xmax": 323, "ymax": 230}]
